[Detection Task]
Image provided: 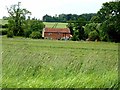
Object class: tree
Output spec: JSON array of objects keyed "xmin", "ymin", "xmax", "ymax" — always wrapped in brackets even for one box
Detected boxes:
[
  {"xmin": 2, "ymin": 16, "xmax": 9, "ymax": 20},
  {"xmin": 97, "ymin": 1, "xmax": 120, "ymax": 42},
  {"xmin": 90, "ymin": 16, "xmax": 101, "ymax": 23},
  {"xmin": 7, "ymin": 2, "xmax": 31, "ymax": 36},
  {"xmin": 67, "ymin": 21, "xmax": 74, "ymax": 35},
  {"xmin": 67, "ymin": 16, "xmax": 87, "ymax": 41},
  {"xmin": 84, "ymin": 23, "xmax": 100, "ymax": 41},
  {"xmin": 23, "ymin": 19, "xmax": 45, "ymax": 38},
  {"xmin": 74, "ymin": 17, "xmax": 87, "ymax": 40},
  {"xmin": 80, "ymin": 13, "xmax": 97, "ymax": 21}
]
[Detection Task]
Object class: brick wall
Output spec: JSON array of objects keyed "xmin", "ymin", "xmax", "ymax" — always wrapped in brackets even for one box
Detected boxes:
[{"xmin": 44, "ymin": 32, "xmax": 71, "ymax": 40}]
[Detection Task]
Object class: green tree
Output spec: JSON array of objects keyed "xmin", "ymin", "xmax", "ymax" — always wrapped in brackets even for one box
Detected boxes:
[
  {"xmin": 97, "ymin": 1, "xmax": 120, "ymax": 42},
  {"xmin": 7, "ymin": 2, "xmax": 31, "ymax": 36},
  {"xmin": 90, "ymin": 16, "xmax": 101, "ymax": 23},
  {"xmin": 74, "ymin": 17, "xmax": 87, "ymax": 40},
  {"xmin": 29, "ymin": 31, "xmax": 42, "ymax": 39},
  {"xmin": 24, "ymin": 19, "xmax": 45, "ymax": 38},
  {"xmin": 67, "ymin": 21, "xmax": 74, "ymax": 35},
  {"xmin": 67, "ymin": 17, "xmax": 87, "ymax": 41},
  {"xmin": 84, "ymin": 23, "xmax": 100, "ymax": 41}
]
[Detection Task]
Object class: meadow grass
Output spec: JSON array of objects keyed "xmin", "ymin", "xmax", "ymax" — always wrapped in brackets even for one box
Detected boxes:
[
  {"xmin": 0, "ymin": 19, "xmax": 8, "ymax": 25},
  {"xmin": 2, "ymin": 36, "xmax": 118, "ymax": 88},
  {"xmin": 43, "ymin": 22, "xmax": 67, "ymax": 28}
]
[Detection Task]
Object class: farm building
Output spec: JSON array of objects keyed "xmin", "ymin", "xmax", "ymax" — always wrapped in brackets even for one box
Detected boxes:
[{"xmin": 42, "ymin": 28, "xmax": 72, "ymax": 40}]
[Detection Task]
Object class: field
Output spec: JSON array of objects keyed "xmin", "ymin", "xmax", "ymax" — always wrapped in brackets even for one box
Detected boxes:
[
  {"xmin": 43, "ymin": 22, "xmax": 68, "ymax": 28},
  {"xmin": 1, "ymin": 36, "xmax": 118, "ymax": 88}
]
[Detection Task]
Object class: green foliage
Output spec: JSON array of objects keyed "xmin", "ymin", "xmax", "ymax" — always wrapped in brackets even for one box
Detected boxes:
[
  {"xmin": 43, "ymin": 13, "xmax": 96, "ymax": 22},
  {"xmin": 6, "ymin": 2, "xmax": 45, "ymax": 38},
  {"xmin": 7, "ymin": 2, "xmax": 31, "ymax": 36},
  {"xmin": 24, "ymin": 29, "xmax": 32, "ymax": 38},
  {"xmin": 71, "ymin": 30, "xmax": 79, "ymax": 41},
  {"xmin": 7, "ymin": 30, "xmax": 14, "ymax": 38},
  {"xmin": 84, "ymin": 23, "xmax": 100, "ymax": 41},
  {"xmin": 97, "ymin": 1, "xmax": 120, "ymax": 42},
  {"xmin": 29, "ymin": 31, "xmax": 41, "ymax": 39},
  {"xmin": 67, "ymin": 1, "xmax": 120, "ymax": 42},
  {"xmin": 23, "ymin": 19, "xmax": 44, "ymax": 38},
  {"xmin": 69, "ymin": 17, "xmax": 87, "ymax": 41},
  {"xmin": 89, "ymin": 31, "xmax": 99, "ymax": 41},
  {"xmin": 66, "ymin": 22, "xmax": 74, "ymax": 35},
  {"xmin": 1, "ymin": 24, "xmax": 8, "ymax": 28},
  {"xmin": 0, "ymin": 29, "xmax": 7, "ymax": 35},
  {"xmin": 90, "ymin": 16, "xmax": 101, "ymax": 23},
  {"xmin": 30, "ymin": 20, "xmax": 44, "ymax": 32}
]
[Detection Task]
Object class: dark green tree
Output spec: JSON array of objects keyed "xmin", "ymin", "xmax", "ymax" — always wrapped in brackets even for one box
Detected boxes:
[
  {"xmin": 24, "ymin": 19, "xmax": 45, "ymax": 38},
  {"xmin": 97, "ymin": 1, "xmax": 120, "ymax": 42},
  {"xmin": 90, "ymin": 16, "xmax": 101, "ymax": 23},
  {"xmin": 67, "ymin": 21, "xmax": 74, "ymax": 35},
  {"xmin": 84, "ymin": 23, "xmax": 100, "ymax": 41},
  {"xmin": 74, "ymin": 17, "xmax": 87, "ymax": 40},
  {"xmin": 7, "ymin": 2, "xmax": 31, "ymax": 36}
]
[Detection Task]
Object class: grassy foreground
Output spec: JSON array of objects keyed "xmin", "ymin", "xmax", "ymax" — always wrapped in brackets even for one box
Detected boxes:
[{"xmin": 2, "ymin": 37, "xmax": 118, "ymax": 88}]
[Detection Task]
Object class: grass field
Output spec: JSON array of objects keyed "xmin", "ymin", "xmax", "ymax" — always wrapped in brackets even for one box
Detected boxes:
[
  {"xmin": 43, "ymin": 22, "xmax": 68, "ymax": 28},
  {"xmin": 1, "ymin": 36, "xmax": 118, "ymax": 88}
]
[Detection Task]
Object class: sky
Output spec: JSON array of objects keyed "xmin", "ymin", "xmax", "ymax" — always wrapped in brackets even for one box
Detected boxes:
[{"xmin": 0, "ymin": 0, "xmax": 113, "ymax": 20}]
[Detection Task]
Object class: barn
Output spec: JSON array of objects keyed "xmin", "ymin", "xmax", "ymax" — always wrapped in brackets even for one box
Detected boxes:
[{"xmin": 42, "ymin": 28, "xmax": 72, "ymax": 40}]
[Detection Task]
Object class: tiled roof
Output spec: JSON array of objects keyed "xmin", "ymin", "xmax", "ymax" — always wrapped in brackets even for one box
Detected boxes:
[{"xmin": 44, "ymin": 28, "xmax": 70, "ymax": 33}]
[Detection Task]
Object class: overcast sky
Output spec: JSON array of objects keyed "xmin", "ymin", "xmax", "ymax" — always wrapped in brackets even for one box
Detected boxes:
[{"xmin": 0, "ymin": 0, "xmax": 113, "ymax": 20}]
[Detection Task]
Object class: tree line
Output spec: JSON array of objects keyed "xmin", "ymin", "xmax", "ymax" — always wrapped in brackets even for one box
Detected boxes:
[
  {"xmin": 67, "ymin": 1, "xmax": 120, "ymax": 42},
  {"xmin": 42, "ymin": 13, "xmax": 96, "ymax": 22},
  {"xmin": 4, "ymin": 1, "xmax": 120, "ymax": 42}
]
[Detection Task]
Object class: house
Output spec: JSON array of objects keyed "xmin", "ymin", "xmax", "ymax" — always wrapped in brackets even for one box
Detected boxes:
[{"xmin": 42, "ymin": 28, "xmax": 72, "ymax": 40}]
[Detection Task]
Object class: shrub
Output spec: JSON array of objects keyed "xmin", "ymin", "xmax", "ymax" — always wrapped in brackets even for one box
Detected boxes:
[
  {"xmin": 2, "ymin": 24, "xmax": 8, "ymax": 28},
  {"xmin": 0, "ymin": 29, "xmax": 7, "ymax": 35},
  {"xmin": 29, "ymin": 31, "xmax": 41, "ymax": 39},
  {"xmin": 71, "ymin": 35, "xmax": 79, "ymax": 41},
  {"xmin": 24, "ymin": 29, "xmax": 32, "ymax": 38},
  {"xmin": 2, "ymin": 29, "xmax": 7, "ymax": 35},
  {"xmin": 71, "ymin": 30, "xmax": 79, "ymax": 41},
  {"xmin": 88, "ymin": 31, "xmax": 99, "ymax": 41},
  {"xmin": 7, "ymin": 30, "xmax": 14, "ymax": 38}
]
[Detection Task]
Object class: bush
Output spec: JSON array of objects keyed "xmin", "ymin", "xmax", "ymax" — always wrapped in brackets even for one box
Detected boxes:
[
  {"xmin": 24, "ymin": 29, "xmax": 32, "ymax": 38},
  {"xmin": 2, "ymin": 24, "xmax": 8, "ymax": 28},
  {"xmin": 88, "ymin": 31, "xmax": 99, "ymax": 41},
  {"xmin": 29, "ymin": 31, "xmax": 41, "ymax": 39},
  {"xmin": 71, "ymin": 30, "xmax": 79, "ymax": 41},
  {"xmin": 7, "ymin": 30, "xmax": 14, "ymax": 38},
  {"xmin": 0, "ymin": 29, "xmax": 7, "ymax": 35},
  {"xmin": 2, "ymin": 29, "xmax": 7, "ymax": 35},
  {"xmin": 71, "ymin": 35, "xmax": 79, "ymax": 41}
]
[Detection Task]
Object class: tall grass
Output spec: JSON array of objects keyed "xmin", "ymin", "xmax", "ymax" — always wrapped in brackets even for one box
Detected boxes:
[{"xmin": 2, "ymin": 37, "xmax": 118, "ymax": 88}]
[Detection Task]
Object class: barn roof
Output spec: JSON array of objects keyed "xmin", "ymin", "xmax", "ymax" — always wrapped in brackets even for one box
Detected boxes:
[{"xmin": 44, "ymin": 28, "xmax": 70, "ymax": 33}]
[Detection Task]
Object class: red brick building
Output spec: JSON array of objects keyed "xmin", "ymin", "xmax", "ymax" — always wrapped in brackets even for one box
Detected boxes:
[{"xmin": 42, "ymin": 28, "xmax": 71, "ymax": 40}]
